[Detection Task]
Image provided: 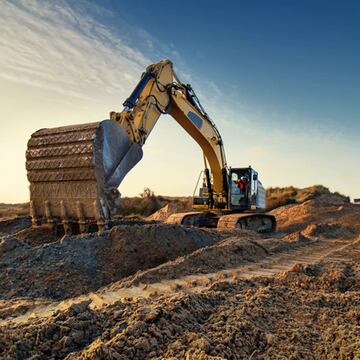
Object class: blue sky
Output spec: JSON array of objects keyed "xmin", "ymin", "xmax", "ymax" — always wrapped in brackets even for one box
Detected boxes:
[
  {"xmin": 0, "ymin": 0, "xmax": 359, "ymax": 202},
  {"xmin": 103, "ymin": 0, "xmax": 360, "ymax": 133}
]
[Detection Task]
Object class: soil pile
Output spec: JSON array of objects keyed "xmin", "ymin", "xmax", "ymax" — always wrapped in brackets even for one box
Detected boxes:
[
  {"xmin": 114, "ymin": 231, "xmax": 268, "ymax": 289},
  {"xmin": 0, "ymin": 216, "xmax": 31, "ymax": 237},
  {"xmin": 302, "ymin": 223, "xmax": 356, "ymax": 239},
  {"xmin": 0, "ymin": 224, "xmax": 232, "ymax": 300},
  {"xmin": 147, "ymin": 202, "xmax": 189, "ymax": 222},
  {"xmin": 266, "ymin": 184, "xmax": 335, "ymax": 210},
  {"xmin": 0, "ymin": 249, "xmax": 358, "ymax": 359},
  {"xmin": 271, "ymin": 193, "xmax": 359, "ymax": 233}
]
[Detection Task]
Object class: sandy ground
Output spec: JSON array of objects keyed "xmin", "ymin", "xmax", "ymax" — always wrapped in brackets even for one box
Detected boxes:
[{"xmin": 0, "ymin": 194, "xmax": 359, "ymax": 359}]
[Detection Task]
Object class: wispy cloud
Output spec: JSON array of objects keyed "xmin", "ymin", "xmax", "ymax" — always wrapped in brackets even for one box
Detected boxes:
[
  {"xmin": 0, "ymin": 0, "xmax": 154, "ymax": 101},
  {"xmin": 0, "ymin": 0, "xmax": 239, "ymax": 127}
]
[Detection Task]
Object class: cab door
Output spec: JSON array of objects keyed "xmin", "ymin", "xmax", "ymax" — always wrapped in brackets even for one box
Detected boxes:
[{"xmin": 229, "ymin": 169, "xmax": 250, "ymax": 210}]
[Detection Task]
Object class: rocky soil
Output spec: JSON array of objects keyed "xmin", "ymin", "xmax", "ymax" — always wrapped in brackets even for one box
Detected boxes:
[{"xmin": 0, "ymin": 193, "xmax": 359, "ymax": 359}]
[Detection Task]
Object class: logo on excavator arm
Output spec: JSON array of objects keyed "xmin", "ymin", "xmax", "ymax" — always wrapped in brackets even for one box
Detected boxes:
[{"xmin": 187, "ymin": 111, "xmax": 203, "ymax": 129}]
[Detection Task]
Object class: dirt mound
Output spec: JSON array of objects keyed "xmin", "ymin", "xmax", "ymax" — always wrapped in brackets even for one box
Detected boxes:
[
  {"xmin": 302, "ymin": 223, "xmax": 356, "ymax": 239},
  {"xmin": 147, "ymin": 202, "xmax": 189, "ymax": 222},
  {"xmin": 266, "ymin": 184, "xmax": 337, "ymax": 210},
  {"xmin": 271, "ymin": 193, "xmax": 358, "ymax": 233},
  {"xmin": 14, "ymin": 226, "xmax": 59, "ymax": 247},
  {"xmin": 283, "ymin": 222, "xmax": 356, "ymax": 242},
  {"xmin": 115, "ymin": 231, "xmax": 266, "ymax": 288},
  {"xmin": 0, "ymin": 223, "xmax": 230, "ymax": 300},
  {"xmin": 0, "ymin": 216, "xmax": 31, "ymax": 237},
  {"xmin": 0, "ymin": 237, "xmax": 28, "ymax": 257},
  {"xmin": 335, "ymin": 211, "xmax": 360, "ymax": 233},
  {"xmin": 100, "ymin": 224, "xmax": 228, "ymax": 284},
  {"xmin": 0, "ymin": 300, "xmax": 102, "ymax": 359}
]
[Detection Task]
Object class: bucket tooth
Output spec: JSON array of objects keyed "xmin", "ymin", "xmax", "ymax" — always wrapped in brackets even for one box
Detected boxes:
[
  {"xmin": 93, "ymin": 200, "xmax": 107, "ymax": 232},
  {"xmin": 76, "ymin": 201, "xmax": 88, "ymax": 233},
  {"xmin": 44, "ymin": 200, "xmax": 55, "ymax": 230},
  {"xmin": 60, "ymin": 200, "xmax": 71, "ymax": 234},
  {"xmin": 30, "ymin": 200, "xmax": 40, "ymax": 226}
]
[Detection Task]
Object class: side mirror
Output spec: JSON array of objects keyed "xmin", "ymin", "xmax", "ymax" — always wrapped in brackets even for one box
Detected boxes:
[{"xmin": 253, "ymin": 174, "xmax": 258, "ymax": 181}]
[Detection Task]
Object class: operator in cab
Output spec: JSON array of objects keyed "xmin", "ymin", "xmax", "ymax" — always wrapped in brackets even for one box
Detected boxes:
[{"xmin": 236, "ymin": 176, "xmax": 250, "ymax": 193}]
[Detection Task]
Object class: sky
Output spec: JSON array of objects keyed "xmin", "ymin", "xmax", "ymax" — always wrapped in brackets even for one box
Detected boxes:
[{"xmin": 0, "ymin": 0, "xmax": 359, "ymax": 203}]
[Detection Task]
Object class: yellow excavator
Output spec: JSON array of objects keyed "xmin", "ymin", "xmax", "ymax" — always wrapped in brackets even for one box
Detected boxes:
[{"xmin": 26, "ymin": 60, "xmax": 276, "ymax": 234}]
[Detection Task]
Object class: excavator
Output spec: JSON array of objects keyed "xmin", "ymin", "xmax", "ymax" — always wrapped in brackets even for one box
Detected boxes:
[{"xmin": 26, "ymin": 60, "xmax": 276, "ymax": 234}]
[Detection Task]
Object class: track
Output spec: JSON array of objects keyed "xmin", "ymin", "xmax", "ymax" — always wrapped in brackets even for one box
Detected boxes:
[
  {"xmin": 101, "ymin": 237, "xmax": 355, "ymax": 298},
  {"xmin": 2, "ymin": 237, "xmax": 357, "ymax": 326}
]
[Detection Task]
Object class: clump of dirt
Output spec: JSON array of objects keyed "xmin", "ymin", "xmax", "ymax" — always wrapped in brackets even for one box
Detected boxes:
[
  {"xmin": 283, "ymin": 222, "xmax": 356, "ymax": 242},
  {"xmin": 0, "ymin": 300, "xmax": 102, "ymax": 359},
  {"xmin": 283, "ymin": 231, "xmax": 311, "ymax": 243},
  {"xmin": 0, "ymin": 298, "xmax": 49, "ymax": 320}
]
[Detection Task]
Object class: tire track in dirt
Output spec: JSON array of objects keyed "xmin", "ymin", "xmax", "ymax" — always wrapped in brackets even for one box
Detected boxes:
[
  {"xmin": 106, "ymin": 238, "xmax": 353, "ymax": 297},
  {"xmin": 2, "ymin": 237, "xmax": 357, "ymax": 326}
]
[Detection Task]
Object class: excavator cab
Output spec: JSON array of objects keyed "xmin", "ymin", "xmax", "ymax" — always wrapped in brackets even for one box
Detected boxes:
[
  {"xmin": 192, "ymin": 167, "xmax": 266, "ymax": 212},
  {"xmin": 228, "ymin": 167, "xmax": 266, "ymax": 211},
  {"xmin": 186, "ymin": 166, "xmax": 274, "ymax": 231}
]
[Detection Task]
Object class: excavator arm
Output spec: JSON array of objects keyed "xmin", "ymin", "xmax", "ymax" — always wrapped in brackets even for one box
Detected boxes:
[
  {"xmin": 26, "ymin": 60, "xmax": 228, "ymax": 232},
  {"xmin": 110, "ymin": 60, "xmax": 228, "ymax": 203}
]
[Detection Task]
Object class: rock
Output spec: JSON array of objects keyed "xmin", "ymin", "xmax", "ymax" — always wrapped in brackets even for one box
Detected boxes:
[
  {"xmin": 265, "ymin": 333, "xmax": 275, "ymax": 345},
  {"xmin": 144, "ymin": 309, "xmax": 162, "ymax": 322},
  {"xmin": 111, "ymin": 321, "xmax": 128, "ymax": 336},
  {"xmin": 70, "ymin": 329, "xmax": 84, "ymax": 345},
  {"xmin": 0, "ymin": 237, "xmax": 21, "ymax": 255},
  {"xmin": 58, "ymin": 335, "xmax": 72, "ymax": 350},
  {"xmin": 134, "ymin": 337, "xmax": 151, "ymax": 352},
  {"xmin": 69, "ymin": 300, "xmax": 91, "ymax": 316}
]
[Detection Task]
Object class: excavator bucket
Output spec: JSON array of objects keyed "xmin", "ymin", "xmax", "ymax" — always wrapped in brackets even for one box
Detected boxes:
[{"xmin": 26, "ymin": 120, "xmax": 142, "ymax": 233}]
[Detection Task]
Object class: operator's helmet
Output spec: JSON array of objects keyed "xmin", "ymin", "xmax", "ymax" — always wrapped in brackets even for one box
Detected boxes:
[{"xmin": 240, "ymin": 176, "xmax": 249, "ymax": 183}]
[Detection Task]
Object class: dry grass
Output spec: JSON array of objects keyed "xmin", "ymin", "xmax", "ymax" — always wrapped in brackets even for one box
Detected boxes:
[
  {"xmin": 0, "ymin": 185, "xmax": 348, "ymax": 220},
  {"xmin": 266, "ymin": 185, "xmax": 349, "ymax": 210},
  {"xmin": 118, "ymin": 195, "xmax": 192, "ymax": 217},
  {"xmin": 0, "ymin": 192, "xmax": 191, "ymax": 220},
  {"xmin": 0, "ymin": 203, "xmax": 29, "ymax": 219}
]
